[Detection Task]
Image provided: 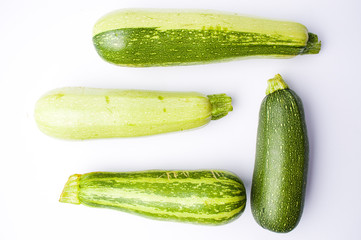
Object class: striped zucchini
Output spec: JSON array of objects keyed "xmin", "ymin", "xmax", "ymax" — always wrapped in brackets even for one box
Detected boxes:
[
  {"xmin": 34, "ymin": 87, "xmax": 232, "ymax": 139},
  {"xmin": 93, "ymin": 9, "xmax": 321, "ymax": 67},
  {"xmin": 251, "ymin": 74, "xmax": 308, "ymax": 233},
  {"xmin": 59, "ymin": 170, "xmax": 246, "ymax": 225}
]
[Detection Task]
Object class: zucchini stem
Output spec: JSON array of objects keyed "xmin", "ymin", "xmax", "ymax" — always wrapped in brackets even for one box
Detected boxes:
[
  {"xmin": 266, "ymin": 74, "xmax": 289, "ymax": 95},
  {"xmin": 59, "ymin": 174, "xmax": 81, "ymax": 204},
  {"xmin": 207, "ymin": 94, "xmax": 233, "ymax": 120},
  {"xmin": 301, "ymin": 33, "xmax": 321, "ymax": 54}
]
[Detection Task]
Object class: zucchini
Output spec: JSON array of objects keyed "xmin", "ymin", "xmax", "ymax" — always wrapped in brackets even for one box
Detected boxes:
[
  {"xmin": 93, "ymin": 9, "xmax": 321, "ymax": 67},
  {"xmin": 251, "ymin": 74, "xmax": 309, "ymax": 233},
  {"xmin": 34, "ymin": 87, "xmax": 232, "ymax": 139},
  {"xmin": 59, "ymin": 170, "xmax": 246, "ymax": 225}
]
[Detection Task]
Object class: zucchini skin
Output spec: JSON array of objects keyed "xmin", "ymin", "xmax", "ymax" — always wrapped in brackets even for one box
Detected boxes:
[
  {"xmin": 251, "ymin": 75, "xmax": 308, "ymax": 233},
  {"xmin": 60, "ymin": 170, "xmax": 247, "ymax": 225},
  {"xmin": 92, "ymin": 9, "xmax": 321, "ymax": 67},
  {"xmin": 34, "ymin": 88, "xmax": 232, "ymax": 139}
]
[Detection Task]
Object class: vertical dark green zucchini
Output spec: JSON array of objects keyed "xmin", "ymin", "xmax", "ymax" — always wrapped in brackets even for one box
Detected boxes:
[
  {"xmin": 251, "ymin": 74, "xmax": 309, "ymax": 233},
  {"xmin": 60, "ymin": 170, "xmax": 247, "ymax": 225}
]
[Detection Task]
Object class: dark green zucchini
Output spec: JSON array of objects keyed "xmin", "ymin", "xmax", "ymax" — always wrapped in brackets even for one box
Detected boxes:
[
  {"xmin": 60, "ymin": 170, "xmax": 246, "ymax": 225},
  {"xmin": 92, "ymin": 9, "xmax": 321, "ymax": 67},
  {"xmin": 251, "ymin": 74, "xmax": 309, "ymax": 233}
]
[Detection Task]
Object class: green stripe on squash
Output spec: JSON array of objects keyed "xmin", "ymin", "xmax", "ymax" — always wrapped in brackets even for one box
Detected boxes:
[
  {"xmin": 92, "ymin": 9, "xmax": 321, "ymax": 67},
  {"xmin": 60, "ymin": 170, "xmax": 247, "ymax": 225}
]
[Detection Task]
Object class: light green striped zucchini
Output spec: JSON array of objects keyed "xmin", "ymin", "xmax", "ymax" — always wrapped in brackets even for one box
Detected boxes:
[
  {"xmin": 34, "ymin": 87, "xmax": 232, "ymax": 139},
  {"xmin": 60, "ymin": 170, "xmax": 246, "ymax": 225},
  {"xmin": 93, "ymin": 9, "xmax": 321, "ymax": 67}
]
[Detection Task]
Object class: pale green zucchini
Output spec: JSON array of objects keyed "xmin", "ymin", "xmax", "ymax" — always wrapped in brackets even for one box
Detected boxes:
[
  {"xmin": 93, "ymin": 9, "xmax": 321, "ymax": 67},
  {"xmin": 34, "ymin": 87, "xmax": 232, "ymax": 139},
  {"xmin": 59, "ymin": 170, "xmax": 247, "ymax": 225}
]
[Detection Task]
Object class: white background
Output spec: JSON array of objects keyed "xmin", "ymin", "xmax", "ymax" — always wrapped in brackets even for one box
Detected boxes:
[{"xmin": 1, "ymin": 0, "xmax": 360, "ymax": 239}]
